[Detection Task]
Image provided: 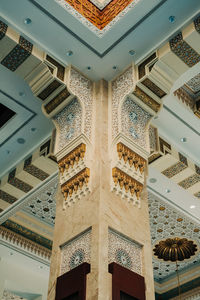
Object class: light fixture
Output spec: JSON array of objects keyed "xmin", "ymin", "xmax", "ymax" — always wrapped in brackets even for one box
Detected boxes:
[
  {"xmin": 112, "ymin": 66, "xmax": 117, "ymax": 70},
  {"xmin": 6, "ymin": 150, "xmax": 10, "ymax": 154},
  {"xmin": 31, "ymin": 127, "xmax": 37, "ymax": 132},
  {"xmin": 66, "ymin": 50, "xmax": 73, "ymax": 57},
  {"xmin": 17, "ymin": 138, "xmax": 25, "ymax": 144},
  {"xmin": 165, "ymin": 189, "xmax": 171, "ymax": 193},
  {"xmin": 190, "ymin": 205, "xmax": 196, "ymax": 209},
  {"xmin": 10, "ymin": 252, "xmax": 13, "ymax": 256},
  {"xmin": 87, "ymin": 66, "xmax": 91, "ymax": 70},
  {"xmin": 24, "ymin": 18, "xmax": 32, "ymax": 25},
  {"xmin": 129, "ymin": 50, "xmax": 135, "ymax": 56},
  {"xmin": 19, "ymin": 92, "xmax": 25, "ymax": 97},
  {"xmin": 149, "ymin": 178, "xmax": 157, "ymax": 183},
  {"xmin": 180, "ymin": 137, "xmax": 187, "ymax": 143},
  {"xmin": 169, "ymin": 16, "xmax": 176, "ymax": 23}
]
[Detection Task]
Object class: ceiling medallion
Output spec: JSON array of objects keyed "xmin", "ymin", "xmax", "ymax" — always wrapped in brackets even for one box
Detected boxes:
[{"xmin": 153, "ymin": 237, "xmax": 197, "ymax": 262}]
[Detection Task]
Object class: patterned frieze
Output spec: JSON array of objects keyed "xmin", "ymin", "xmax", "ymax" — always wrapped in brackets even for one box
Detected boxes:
[
  {"xmin": 185, "ymin": 73, "xmax": 200, "ymax": 94},
  {"xmin": 194, "ymin": 15, "xmax": 200, "ymax": 34},
  {"xmin": 0, "ymin": 226, "xmax": 51, "ymax": 261},
  {"xmin": 8, "ymin": 169, "xmax": 33, "ymax": 193},
  {"xmin": 24, "ymin": 156, "xmax": 49, "ymax": 181},
  {"xmin": 112, "ymin": 167, "xmax": 143, "ymax": 207},
  {"xmin": 148, "ymin": 192, "xmax": 200, "ymax": 281},
  {"xmin": 60, "ymin": 227, "xmax": 91, "ymax": 275},
  {"xmin": 61, "ymin": 167, "xmax": 90, "ymax": 207},
  {"xmin": 178, "ymin": 174, "xmax": 200, "ymax": 189},
  {"xmin": 169, "ymin": 32, "xmax": 200, "ymax": 67},
  {"xmin": 162, "ymin": 161, "xmax": 187, "ymax": 178},
  {"xmin": 0, "ymin": 20, "xmax": 8, "ymax": 40},
  {"xmin": 141, "ymin": 78, "xmax": 166, "ymax": 99},
  {"xmin": 1, "ymin": 35, "xmax": 33, "ymax": 71},
  {"xmin": 132, "ymin": 86, "xmax": 161, "ymax": 113},
  {"xmin": 108, "ymin": 227, "xmax": 142, "ymax": 275},
  {"xmin": 0, "ymin": 190, "xmax": 18, "ymax": 204}
]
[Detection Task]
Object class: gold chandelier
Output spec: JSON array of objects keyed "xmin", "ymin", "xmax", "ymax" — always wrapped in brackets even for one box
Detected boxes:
[{"xmin": 153, "ymin": 237, "xmax": 198, "ymax": 299}]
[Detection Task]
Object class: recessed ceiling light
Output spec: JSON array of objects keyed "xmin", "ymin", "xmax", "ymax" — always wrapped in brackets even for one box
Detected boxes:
[
  {"xmin": 180, "ymin": 137, "xmax": 187, "ymax": 142},
  {"xmin": 39, "ymin": 265, "xmax": 43, "ymax": 269},
  {"xmin": 24, "ymin": 18, "xmax": 32, "ymax": 25},
  {"xmin": 129, "ymin": 50, "xmax": 135, "ymax": 56},
  {"xmin": 165, "ymin": 189, "xmax": 171, "ymax": 193},
  {"xmin": 66, "ymin": 50, "xmax": 73, "ymax": 56},
  {"xmin": 87, "ymin": 66, "xmax": 91, "ymax": 70},
  {"xmin": 6, "ymin": 150, "xmax": 10, "ymax": 154},
  {"xmin": 112, "ymin": 66, "xmax": 117, "ymax": 70},
  {"xmin": 10, "ymin": 252, "xmax": 13, "ymax": 256},
  {"xmin": 169, "ymin": 16, "xmax": 176, "ymax": 23},
  {"xmin": 149, "ymin": 178, "xmax": 157, "ymax": 183},
  {"xmin": 31, "ymin": 127, "xmax": 37, "ymax": 132},
  {"xmin": 17, "ymin": 138, "xmax": 25, "ymax": 144},
  {"xmin": 19, "ymin": 92, "xmax": 25, "ymax": 97},
  {"xmin": 190, "ymin": 205, "xmax": 195, "ymax": 209}
]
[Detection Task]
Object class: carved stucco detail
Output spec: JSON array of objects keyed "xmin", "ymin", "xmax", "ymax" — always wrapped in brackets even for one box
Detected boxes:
[
  {"xmin": 69, "ymin": 68, "xmax": 93, "ymax": 141},
  {"xmin": 111, "ymin": 67, "xmax": 134, "ymax": 139}
]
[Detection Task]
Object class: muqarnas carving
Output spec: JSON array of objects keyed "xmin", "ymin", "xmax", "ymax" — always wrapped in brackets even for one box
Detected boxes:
[
  {"xmin": 53, "ymin": 97, "xmax": 82, "ymax": 152},
  {"xmin": 108, "ymin": 228, "xmax": 142, "ymax": 275},
  {"xmin": 60, "ymin": 227, "xmax": 91, "ymax": 275}
]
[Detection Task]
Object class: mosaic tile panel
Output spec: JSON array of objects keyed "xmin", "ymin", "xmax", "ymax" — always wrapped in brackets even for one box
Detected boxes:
[
  {"xmin": 108, "ymin": 228, "xmax": 142, "ymax": 275},
  {"xmin": 133, "ymin": 86, "xmax": 160, "ymax": 113},
  {"xmin": 162, "ymin": 162, "xmax": 187, "ymax": 178},
  {"xmin": 0, "ymin": 189, "xmax": 18, "ymax": 204},
  {"xmin": 44, "ymin": 88, "xmax": 71, "ymax": 114},
  {"xmin": 194, "ymin": 15, "xmax": 200, "ymax": 34},
  {"xmin": 169, "ymin": 33, "xmax": 200, "ymax": 67},
  {"xmin": 179, "ymin": 152, "xmax": 188, "ymax": 166},
  {"xmin": 0, "ymin": 20, "xmax": 8, "ymax": 40},
  {"xmin": 141, "ymin": 78, "xmax": 166, "ymax": 98},
  {"xmin": 60, "ymin": 227, "xmax": 91, "ymax": 275},
  {"xmin": 54, "ymin": 97, "xmax": 82, "ymax": 151},
  {"xmin": 8, "ymin": 169, "xmax": 33, "ymax": 193},
  {"xmin": 185, "ymin": 73, "xmax": 200, "ymax": 94},
  {"xmin": 112, "ymin": 67, "xmax": 134, "ymax": 139},
  {"xmin": 2, "ymin": 219, "xmax": 52, "ymax": 249},
  {"xmin": 56, "ymin": 0, "xmax": 140, "ymax": 36},
  {"xmin": 178, "ymin": 174, "xmax": 200, "ymax": 189},
  {"xmin": 1, "ymin": 36, "xmax": 33, "ymax": 71},
  {"xmin": 38, "ymin": 79, "xmax": 62, "ymax": 101},
  {"xmin": 24, "ymin": 156, "xmax": 49, "ymax": 181},
  {"xmin": 121, "ymin": 96, "xmax": 151, "ymax": 150},
  {"xmin": 23, "ymin": 177, "xmax": 57, "ymax": 225},
  {"xmin": 69, "ymin": 68, "xmax": 93, "ymax": 140},
  {"xmin": 148, "ymin": 192, "xmax": 200, "ymax": 281}
]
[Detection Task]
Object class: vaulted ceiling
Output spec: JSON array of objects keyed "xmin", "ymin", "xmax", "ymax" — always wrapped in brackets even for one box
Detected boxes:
[{"xmin": 0, "ymin": 0, "xmax": 200, "ymax": 299}]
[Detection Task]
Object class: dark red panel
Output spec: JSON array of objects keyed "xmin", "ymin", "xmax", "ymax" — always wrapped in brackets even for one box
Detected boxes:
[
  {"xmin": 109, "ymin": 263, "xmax": 146, "ymax": 300},
  {"xmin": 55, "ymin": 263, "xmax": 90, "ymax": 300}
]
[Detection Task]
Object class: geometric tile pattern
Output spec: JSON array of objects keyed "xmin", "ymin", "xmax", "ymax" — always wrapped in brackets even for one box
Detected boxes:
[
  {"xmin": 24, "ymin": 156, "xmax": 49, "ymax": 181},
  {"xmin": 148, "ymin": 192, "xmax": 200, "ymax": 281},
  {"xmin": 108, "ymin": 227, "xmax": 142, "ymax": 275},
  {"xmin": 1, "ymin": 36, "xmax": 33, "ymax": 71},
  {"xmin": 0, "ymin": 20, "xmax": 8, "ymax": 40},
  {"xmin": 23, "ymin": 176, "xmax": 57, "ymax": 225},
  {"xmin": 179, "ymin": 174, "xmax": 200, "ymax": 189},
  {"xmin": 8, "ymin": 169, "xmax": 33, "ymax": 193},
  {"xmin": 60, "ymin": 227, "xmax": 91, "ymax": 275},
  {"xmin": 170, "ymin": 33, "xmax": 200, "ymax": 67},
  {"xmin": 0, "ymin": 189, "xmax": 18, "ymax": 204},
  {"xmin": 162, "ymin": 162, "xmax": 187, "ymax": 178}
]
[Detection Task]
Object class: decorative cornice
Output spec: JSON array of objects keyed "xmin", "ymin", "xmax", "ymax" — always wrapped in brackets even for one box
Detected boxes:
[
  {"xmin": 112, "ymin": 167, "xmax": 143, "ymax": 200},
  {"xmin": 141, "ymin": 78, "xmax": 166, "ymax": 98},
  {"xmin": 0, "ymin": 226, "xmax": 51, "ymax": 260},
  {"xmin": 117, "ymin": 142, "xmax": 146, "ymax": 174},
  {"xmin": 44, "ymin": 87, "xmax": 71, "ymax": 114},
  {"xmin": 174, "ymin": 88, "xmax": 195, "ymax": 110}
]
